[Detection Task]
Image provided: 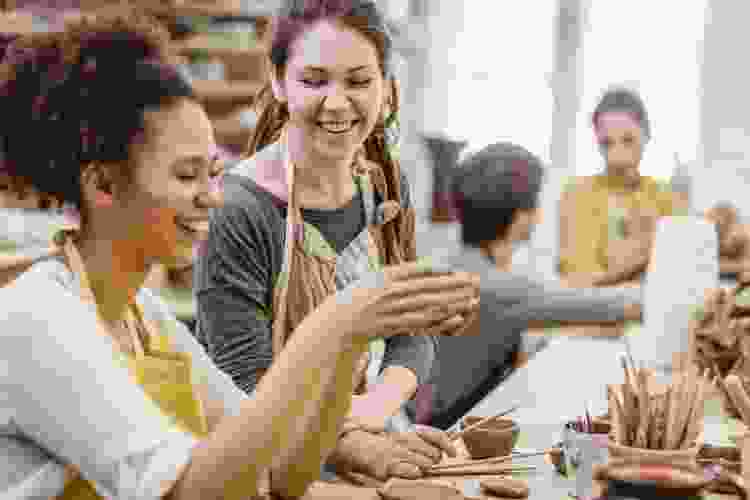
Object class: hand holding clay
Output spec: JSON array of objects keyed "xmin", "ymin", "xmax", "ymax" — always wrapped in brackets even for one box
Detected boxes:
[
  {"xmin": 330, "ymin": 427, "xmax": 455, "ymax": 481},
  {"xmin": 331, "ymin": 259, "xmax": 480, "ymax": 341}
]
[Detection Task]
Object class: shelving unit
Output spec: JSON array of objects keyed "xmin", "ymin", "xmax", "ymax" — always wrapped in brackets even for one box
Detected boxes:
[{"xmin": 71, "ymin": 0, "xmax": 272, "ymax": 152}]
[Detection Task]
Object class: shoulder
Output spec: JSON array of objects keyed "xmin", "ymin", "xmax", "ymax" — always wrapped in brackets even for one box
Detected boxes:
[
  {"xmin": 562, "ymin": 175, "xmax": 598, "ymax": 194},
  {"xmin": 0, "ymin": 259, "xmax": 97, "ymax": 352}
]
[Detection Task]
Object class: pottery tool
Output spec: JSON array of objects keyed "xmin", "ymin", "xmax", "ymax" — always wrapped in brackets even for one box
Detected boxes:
[
  {"xmin": 450, "ymin": 404, "xmax": 519, "ymax": 441},
  {"xmin": 428, "ymin": 449, "xmax": 554, "ymax": 471},
  {"xmin": 423, "ymin": 463, "xmax": 536, "ymax": 477}
]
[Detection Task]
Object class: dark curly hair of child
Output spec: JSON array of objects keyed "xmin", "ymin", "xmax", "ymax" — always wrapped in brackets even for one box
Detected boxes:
[{"xmin": 0, "ymin": 11, "xmax": 193, "ymax": 213}]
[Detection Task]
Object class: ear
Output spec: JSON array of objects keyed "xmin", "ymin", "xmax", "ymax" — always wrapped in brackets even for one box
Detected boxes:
[
  {"xmin": 81, "ymin": 163, "xmax": 114, "ymax": 207},
  {"xmin": 269, "ymin": 67, "xmax": 287, "ymax": 104}
]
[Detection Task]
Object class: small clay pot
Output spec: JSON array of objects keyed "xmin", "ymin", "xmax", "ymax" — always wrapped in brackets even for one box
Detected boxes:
[{"xmin": 460, "ymin": 416, "xmax": 520, "ymax": 460}]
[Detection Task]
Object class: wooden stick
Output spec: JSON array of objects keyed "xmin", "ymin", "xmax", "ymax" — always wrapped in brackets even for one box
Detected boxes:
[
  {"xmin": 423, "ymin": 464, "xmax": 536, "ymax": 477},
  {"xmin": 428, "ymin": 450, "xmax": 552, "ymax": 471},
  {"xmin": 451, "ymin": 404, "xmax": 519, "ymax": 441}
]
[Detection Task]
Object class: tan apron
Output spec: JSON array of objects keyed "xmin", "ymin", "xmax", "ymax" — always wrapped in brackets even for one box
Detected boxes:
[
  {"xmin": 53, "ymin": 230, "xmax": 209, "ymax": 499},
  {"xmin": 269, "ymin": 130, "xmax": 404, "ymax": 396}
]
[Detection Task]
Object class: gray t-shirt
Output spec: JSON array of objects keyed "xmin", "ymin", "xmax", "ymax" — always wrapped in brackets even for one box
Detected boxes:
[
  {"xmin": 194, "ymin": 159, "xmax": 436, "ymax": 395},
  {"xmin": 0, "ymin": 257, "xmax": 247, "ymax": 499},
  {"xmin": 424, "ymin": 247, "xmax": 642, "ymax": 426}
]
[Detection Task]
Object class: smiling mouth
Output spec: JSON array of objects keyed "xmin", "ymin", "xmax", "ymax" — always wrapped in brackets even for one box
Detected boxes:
[
  {"xmin": 175, "ymin": 218, "xmax": 209, "ymax": 239},
  {"xmin": 317, "ymin": 120, "xmax": 360, "ymax": 134}
]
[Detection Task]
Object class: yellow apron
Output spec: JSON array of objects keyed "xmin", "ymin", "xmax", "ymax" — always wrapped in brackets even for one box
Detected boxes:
[{"xmin": 54, "ymin": 230, "xmax": 208, "ymax": 499}]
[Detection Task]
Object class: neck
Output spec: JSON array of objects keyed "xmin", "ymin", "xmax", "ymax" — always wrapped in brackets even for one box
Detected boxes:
[
  {"xmin": 75, "ymin": 229, "xmax": 151, "ymax": 325},
  {"xmin": 293, "ymin": 149, "xmax": 357, "ymax": 209},
  {"xmin": 604, "ymin": 169, "xmax": 641, "ymax": 192},
  {"xmin": 481, "ymin": 239, "xmax": 513, "ymax": 271}
]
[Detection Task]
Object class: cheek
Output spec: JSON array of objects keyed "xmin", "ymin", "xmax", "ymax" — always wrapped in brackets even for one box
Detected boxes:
[{"xmin": 142, "ymin": 206, "xmax": 179, "ymax": 248}]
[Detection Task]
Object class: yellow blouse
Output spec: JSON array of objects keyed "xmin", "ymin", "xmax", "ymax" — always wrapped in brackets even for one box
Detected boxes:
[{"xmin": 559, "ymin": 174, "xmax": 678, "ymax": 276}]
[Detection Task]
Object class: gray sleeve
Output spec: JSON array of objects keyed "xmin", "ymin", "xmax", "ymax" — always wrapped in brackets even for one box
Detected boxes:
[
  {"xmin": 498, "ymin": 272, "xmax": 641, "ymax": 324},
  {"xmin": 378, "ymin": 172, "xmax": 437, "ymax": 385},
  {"xmin": 140, "ymin": 289, "xmax": 249, "ymax": 418},
  {"xmin": 194, "ymin": 179, "xmax": 281, "ymax": 396},
  {"xmin": 1, "ymin": 280, "xmax": 197, "ymax": 500},
  {"xmin": 381, "ymin": 334, "xmax": 437, "ymax": 386}
]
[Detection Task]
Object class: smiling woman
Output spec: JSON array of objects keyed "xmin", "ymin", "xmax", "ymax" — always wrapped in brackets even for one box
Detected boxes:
[{"xmin": 0, "ymin": 9, "xmax": 479, "ymax": 500}]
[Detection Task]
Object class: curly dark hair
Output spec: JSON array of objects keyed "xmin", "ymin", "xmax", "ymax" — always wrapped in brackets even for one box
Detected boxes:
[
  {"xmin": 0, "ymin": 11, "xmax": 194, "ymax": 210},
  {"xmin": 592, "ymin": 87, "xmax": 651, "ymax": 140}
]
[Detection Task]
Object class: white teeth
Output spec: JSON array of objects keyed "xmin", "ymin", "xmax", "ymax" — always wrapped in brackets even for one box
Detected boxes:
[
  {"xmin": 319, "ymin": 121, "xmax": 355, "ymax": 133},
  {"xmin": 177, "ymin": 220, "xmax": 209, "ymax": 233}
]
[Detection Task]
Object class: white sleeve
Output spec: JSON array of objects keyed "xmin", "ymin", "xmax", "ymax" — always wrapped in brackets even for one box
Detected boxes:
[{"xmin": 1, "ymin": 281, "xmax": 198, "ymax": 500}]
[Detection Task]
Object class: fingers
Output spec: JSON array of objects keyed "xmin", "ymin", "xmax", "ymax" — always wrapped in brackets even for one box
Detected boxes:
[
  {"xmin": 384, "ymin": 258, "xmax": 456, "ymax": 281},
  {"xmin": 392, "ymin": 432, "xmax": 443, "ymax": 463},
  {"xmin": 413, "ymin": 425, "xmax": 458, "ymax": 457},
  {"xmin": 380, "ymin": 287, "xmax": 478, "ymax": 315},
  {"xmin": 386, "ymin": 272, "xmax": 480, "ymax": 298},
  {"xmin": 377, "ymin": 307, "xmax": 474, "ymax": 338},
  {"xmin": 387, "ymin": 461, "xmax": 422, "ymax": 479}
]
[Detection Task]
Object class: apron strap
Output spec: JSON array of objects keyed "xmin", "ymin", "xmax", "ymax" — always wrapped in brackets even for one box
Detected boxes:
[{"xmin": 55, "ymin": 229, "xmax": 149, "ymax": 358}]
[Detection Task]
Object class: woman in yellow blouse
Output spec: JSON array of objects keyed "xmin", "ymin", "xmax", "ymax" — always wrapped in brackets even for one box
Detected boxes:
[{"xmin": 559, "ymin": 87, "xmax": 678, "ymax": 287}]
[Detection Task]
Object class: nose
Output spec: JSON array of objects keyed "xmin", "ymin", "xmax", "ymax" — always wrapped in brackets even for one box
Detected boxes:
[
  {"xmin": 196, "ymin": 175, "xmax": 223, "ymax": 209},
  {"xmin": 321, "ymin": 82, "xmax": 351, "ymax": 111},
  {"xmin": 606, "ymin": 143, "xmax": 635, "ymax": 167}
]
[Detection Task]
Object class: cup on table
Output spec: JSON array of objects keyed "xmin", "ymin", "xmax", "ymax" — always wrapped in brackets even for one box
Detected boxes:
[{"xmin": 561, "ymin": 423, "xmax": 609, "ymax": 500}]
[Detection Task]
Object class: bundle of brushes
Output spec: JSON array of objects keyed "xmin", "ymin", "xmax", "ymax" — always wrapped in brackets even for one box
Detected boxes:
[
  {"xmin": 608, "ymin": 355, "xmax": 709, "ymax": 450},
  {"xmin": 691, "ymin": 283, "xmax": 750, "ymax": 418}
]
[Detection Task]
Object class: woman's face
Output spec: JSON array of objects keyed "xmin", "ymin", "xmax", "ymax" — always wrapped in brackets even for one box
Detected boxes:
[
  {"xmin": 596, "ymin": 112, "xmax": 645, "ymax": 180},
  {"xmin": 273, "ymin": 19, "xmax": 385, "ymax": 162},
  {"xmin": 115, "ymin": 98, "xmax": 223, "ymax": 267}
]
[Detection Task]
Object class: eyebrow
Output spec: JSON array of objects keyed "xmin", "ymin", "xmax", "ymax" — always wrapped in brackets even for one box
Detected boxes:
[{"xmin": 301, "ymin": 65, "xmax": 371, "ymax": 73}]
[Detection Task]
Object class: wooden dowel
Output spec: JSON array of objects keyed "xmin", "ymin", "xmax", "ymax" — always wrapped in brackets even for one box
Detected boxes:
[
  {"xmin": 423, "ymin": 465, "xmax": 536, "ymax": 477},
  {"xmin": 428, "ymin": 450, "xmax": 552, "ymax": 471}
]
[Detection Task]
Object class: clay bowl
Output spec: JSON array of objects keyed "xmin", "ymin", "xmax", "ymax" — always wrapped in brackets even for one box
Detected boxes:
[{"xmin": 460, "ymin": 416, "xmax": 520, "ymax": 460}]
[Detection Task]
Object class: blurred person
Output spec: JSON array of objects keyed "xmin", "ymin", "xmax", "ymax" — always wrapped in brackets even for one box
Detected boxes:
[
  {"xmin": 558, "ymin": 87, "xmax": 680, "ymax": 287},
  {"xmin": 194, "ymin": 0, "xmax": 477, "ymax": 486},
  {"xmin": 705, "ymin": 202, "xmax": 750, "ymax": 282},
  {"xmin": 0, "ymin": 12, "xmax": 477, "ymax": 500},
  {"xmin": 421, "ymin": 142, "xmax": 643, "ymax": 430}
]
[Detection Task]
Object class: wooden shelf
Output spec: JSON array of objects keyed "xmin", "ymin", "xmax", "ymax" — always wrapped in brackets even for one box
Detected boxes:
[
  {"xmin": 173, "ymin": 34, "xmax": 268, "ymax": 58},
  {"xmin": 191, "ymin": 78, "xmax": 262, "ymax": 102}
]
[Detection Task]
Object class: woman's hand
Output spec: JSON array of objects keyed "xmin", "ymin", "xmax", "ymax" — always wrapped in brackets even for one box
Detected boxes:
[
  {"xmin": 329, "ymin": 260, "xmax": 480, "ymax": 341},
  {"xmin": 329, "ymin": 426, "xmax": 456, "ymax": 480}
]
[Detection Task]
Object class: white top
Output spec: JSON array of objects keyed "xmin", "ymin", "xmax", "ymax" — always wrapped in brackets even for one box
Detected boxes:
[{"xmin": 0, "ymin": 256, "xmax": 247, "ymax": 499}]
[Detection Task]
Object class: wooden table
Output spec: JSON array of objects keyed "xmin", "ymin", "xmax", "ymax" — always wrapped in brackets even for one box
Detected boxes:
[{"xmin": 332, "ymin": 335, "xmax": 747, "ymax": 499}]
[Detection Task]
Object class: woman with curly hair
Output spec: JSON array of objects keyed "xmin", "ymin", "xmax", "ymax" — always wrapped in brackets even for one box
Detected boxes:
[
  {"xmin": 0, "ymin": 11, "xmax": 478, "ymax": 500},
  {"xmin": 195, "ymin": 0, "xmax": 478, "ymax": 486}
]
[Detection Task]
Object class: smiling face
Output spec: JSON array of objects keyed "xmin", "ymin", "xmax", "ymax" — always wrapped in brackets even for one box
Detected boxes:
[
  {"xmin": 595, "ymin": 111, "xmax": 645, "ymax": 181},
  {"xmin": 271, "ymin": 19, "xmax": 385, "ymax": 162},
  {"xmin": 114, "ymin": 98, "xmax": 223, "ymax": 267}
]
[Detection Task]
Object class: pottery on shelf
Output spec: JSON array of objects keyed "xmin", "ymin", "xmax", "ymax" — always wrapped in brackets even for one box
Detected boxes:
[
  {"xmin": 460, "ymin": 416, "xmax": 520, "ymax": 460},
  {"xmin": 420, "ymin": 134, "xmax": 467, "ymax": 224}
]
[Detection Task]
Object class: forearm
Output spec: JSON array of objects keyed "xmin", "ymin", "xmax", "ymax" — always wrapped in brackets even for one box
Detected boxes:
[
  {"xmin": 270, "ymin": 338, "xmax": 368, "ymax": 499},
  {"xmin": 169, "ymin": 303, "xmax": 366, "ymax": 500}
]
